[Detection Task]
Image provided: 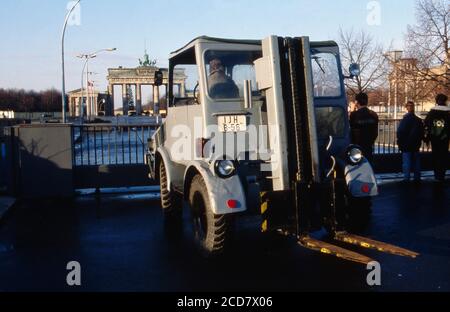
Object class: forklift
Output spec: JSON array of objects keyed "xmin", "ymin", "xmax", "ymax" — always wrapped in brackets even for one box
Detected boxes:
[{"xmin": 146, "ymin": 36, "xmax": 418, "ymax": 264}]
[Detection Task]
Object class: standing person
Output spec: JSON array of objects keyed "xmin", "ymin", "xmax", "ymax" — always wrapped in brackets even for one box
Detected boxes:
[
  {"xmin": 397, "ymin": 101, "xmax": 425, "ymax": 182},
  {"xmin": 349, "ymin": 93, "xmax": 379, "ymax": 164},
  {"xmin": 424, "ymin": 94, "xmax": 450, "ymax": 182}
]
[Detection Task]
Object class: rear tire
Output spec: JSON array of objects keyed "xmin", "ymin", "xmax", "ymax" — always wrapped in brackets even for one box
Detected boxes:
[
  {"xmin": 189, "ymin": 175, "xmax": 232, "ymax": 256},
  {"xmin": 159, "ymin": 161, "xmax": 182, "ymax": 225}
]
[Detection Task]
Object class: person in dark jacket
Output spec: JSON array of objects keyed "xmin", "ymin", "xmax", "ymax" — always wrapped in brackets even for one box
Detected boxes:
[
  {"xmin": 208, "ymin": 58, "xmax": 239, "ymax": 99},
  {"xmin": 397, "ymin": 101, "xmax": 425, "ymax": 182},
  {"xmin": 350, "ymin": 93, "xmax": 379, "ymax": 163},
  {"xmin": 424, "ymin": 94, "xmax": 450, "ymax": 182}
]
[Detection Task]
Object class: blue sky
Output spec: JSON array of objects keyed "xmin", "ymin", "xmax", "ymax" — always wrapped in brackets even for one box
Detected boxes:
[{"xmin": 0, "ymin": 0, "xmax": 417, "ymax": 92}]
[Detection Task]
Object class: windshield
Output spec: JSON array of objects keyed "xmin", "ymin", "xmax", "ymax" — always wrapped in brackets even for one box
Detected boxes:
[
  {"xmin": 311, "ymin": 51, "xmax": 342, "ymax": 97},
  {"xmin": 204, "ymin": 50, "xmax": 262, "ymax": 100}
]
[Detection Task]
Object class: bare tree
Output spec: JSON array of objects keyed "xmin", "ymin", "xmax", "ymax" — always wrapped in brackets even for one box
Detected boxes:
[
  {"xmin": 404, "ymin": 0, "xmax": 449, "ymax": 91},
  {"xmin": 0, "ymin": 88, "xmax": 62, "ymax": 112},
  {"xmin": 338, "ymin": 28, "xmax": 390, "ymax": 95}
]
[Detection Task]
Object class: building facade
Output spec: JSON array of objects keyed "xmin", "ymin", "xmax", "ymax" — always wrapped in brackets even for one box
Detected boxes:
[
  {"xmin": 387, "ymin": 51, "xmax": 449, "ymax": 117},
  {"xmin": 67, "ymin": 88, "xmax": 112, "ymax": 118}
]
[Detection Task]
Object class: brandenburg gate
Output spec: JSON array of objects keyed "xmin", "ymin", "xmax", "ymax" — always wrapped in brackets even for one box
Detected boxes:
[{"xmin": 107, "ymin": 65, "xmax": 187, "ymax": 116}]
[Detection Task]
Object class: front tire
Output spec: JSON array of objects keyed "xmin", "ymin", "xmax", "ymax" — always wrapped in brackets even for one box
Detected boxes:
[{"xmin": 188, "ymin": 175, "xmax": 232, "ymax": 256}]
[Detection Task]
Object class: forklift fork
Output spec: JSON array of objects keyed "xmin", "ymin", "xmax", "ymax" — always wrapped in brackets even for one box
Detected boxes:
[
  {"xmin": 296, "ymin": 173, "xmax": 419, "ymax": 264},
  {"xmin": 333, "ymin": 232, "xmax": 419, "ymax": 259},
  {"xmin": 297, "ymin": 146, "xmax": 418, "ymax": 264},
  {"xmin": 297, "ymin": 231, "xmax": 419, "ymax": 265},
  {"xmin": 298, "ymin": 236, "xmax": 374, "ymax": 265}
]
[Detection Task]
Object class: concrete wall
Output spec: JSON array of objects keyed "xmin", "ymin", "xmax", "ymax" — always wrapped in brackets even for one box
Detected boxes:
[
  {"xmin": 2, "ymin": 112, "xmax": 62, "ymax": 121},
  {"xmin": 12, "ymin": 124, "xmax": 74, "ymax": 198}
]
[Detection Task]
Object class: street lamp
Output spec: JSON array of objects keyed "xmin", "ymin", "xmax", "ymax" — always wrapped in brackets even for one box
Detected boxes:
[
  {"xmin": 77, "ymin": 48, "xmax": 116, "ymax": 121},
  {"xmin": 79, "ymin": 55, "xmax": 95, "ymax": 121},
  {"xmin": 61, "ymin": 0, "xmax": 82, "ymax": 124}
]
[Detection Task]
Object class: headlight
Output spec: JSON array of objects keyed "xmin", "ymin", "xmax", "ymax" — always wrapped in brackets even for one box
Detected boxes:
[
  {"xmin": 214, "ymin": 160, "xmax": 237, "ymax": 178},
  {"xmin": 347, "ymin": 146, "xmax": 363, "ymax": 165}
]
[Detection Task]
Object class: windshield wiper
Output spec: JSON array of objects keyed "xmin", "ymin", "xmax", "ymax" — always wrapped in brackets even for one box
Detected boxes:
[{"xmin": 312, "ymin": 56, "xmax": 326, "ymax": 74}]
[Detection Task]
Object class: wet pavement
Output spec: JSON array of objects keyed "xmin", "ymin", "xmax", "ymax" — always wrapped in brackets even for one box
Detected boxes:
[
  {"xmin": 0, "ymin": 180, "xmax": 449, "ymax": 292},
  {"xmin": 0, "ymin": 197, "xmax": 15, "ymax": 220}
]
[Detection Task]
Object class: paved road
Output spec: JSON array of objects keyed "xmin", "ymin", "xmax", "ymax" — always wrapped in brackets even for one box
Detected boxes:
[
  {"xmin": 0, "ymin": 181, "xmax": 449, "ymax": 292},
  {"xmin": 0, "ymin": 197, "xmax": 15, "ymax": 220}
]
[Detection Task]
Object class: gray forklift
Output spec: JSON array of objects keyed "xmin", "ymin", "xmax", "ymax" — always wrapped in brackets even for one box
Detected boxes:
[{"xmin": 147, "ymin": 36, "xmax": 418, "ymax": 264}]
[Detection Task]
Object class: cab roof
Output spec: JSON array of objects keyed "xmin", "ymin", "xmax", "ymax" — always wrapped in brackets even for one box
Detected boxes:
[
  {"xmin": 170, "ymin": 36, "xmax": 338, "ymax": 58},
  {"xmin": 170, "ymin": 36, "xmax": 261, "ymax": 56}
]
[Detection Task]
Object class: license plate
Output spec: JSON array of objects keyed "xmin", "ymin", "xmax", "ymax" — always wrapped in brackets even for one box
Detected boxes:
[{"xmin": 218, "ymin": 115, "xmax": 247, "ymax": 133}]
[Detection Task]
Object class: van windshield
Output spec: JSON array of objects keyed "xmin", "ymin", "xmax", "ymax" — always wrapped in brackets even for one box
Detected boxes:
[
  {"xmin": 204, "ymin": 50, "xmax": 262, "ymax": 100},
  {"xmin": 311, "ymin": 51, "xmax": 342, "ymax": 97}
]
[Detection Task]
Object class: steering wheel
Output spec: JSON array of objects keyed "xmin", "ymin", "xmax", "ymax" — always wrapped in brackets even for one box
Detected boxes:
[
  {"xmin": 193, "ymin": 82, "xmax": 200, "ymax": 104},
  {"xmin": 209, "ymin": 82, "xmax": 240, "ymax": 99}
]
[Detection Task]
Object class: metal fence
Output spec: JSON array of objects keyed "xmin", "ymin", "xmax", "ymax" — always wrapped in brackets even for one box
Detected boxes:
[
  {"xmin": 71, "ymin": 119, "xmax": 432, "ymax": 168},
  {"xmin": 72, "ymin": 124, "xmax": 157, "ymax": 167},
  {"xmin": 375, "ymin": 119, "xmax": 431, "ymax": 155},
  {"xmin": 0, "ymin": 119, "xmax": 440, "ymax": 194}
]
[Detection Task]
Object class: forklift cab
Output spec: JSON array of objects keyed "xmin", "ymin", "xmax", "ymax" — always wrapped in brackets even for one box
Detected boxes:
[{"xmin": 166, "ymin": 38, "xmax": 267, "ymax": 164}]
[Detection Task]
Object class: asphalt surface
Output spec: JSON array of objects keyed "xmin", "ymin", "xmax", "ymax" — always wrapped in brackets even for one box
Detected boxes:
[
  {"xmin": 0, "ymin": 180, "xmax": 449, "ymax": 292},
  {"xmin": 0, "ymin": 197, "xmax": 15, "ymax": 220}
]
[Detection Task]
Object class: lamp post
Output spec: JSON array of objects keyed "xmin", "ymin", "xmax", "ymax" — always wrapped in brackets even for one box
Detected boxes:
[
  {"xmin": 77, "ymin": 48, "xmax": 116, "ymax": 121},
  {"xmin": 80, "ymin": 57, "xmax": 88, "ymax": 119},
  {"xmin": 80, "ymin": 55, "xmax": 94, "ymax": 121},
  {"xmin": 61, "ymin": 0, "xmax": 82, "ymax": 124}
]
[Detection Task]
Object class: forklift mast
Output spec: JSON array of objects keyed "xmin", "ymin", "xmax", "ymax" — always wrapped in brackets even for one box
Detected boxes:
[
  {"xmin": 255, "ymin": 36, "xmax": 419, "ymax": 263},
  {"xmin": 256, "ymin": 36, "xmax": 321, "ymax": 235}
]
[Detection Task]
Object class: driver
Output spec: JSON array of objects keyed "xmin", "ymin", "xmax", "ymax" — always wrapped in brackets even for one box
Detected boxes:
[{"xmin": 208, "ymin": 58, "xmax": 239, "ymax": 99}]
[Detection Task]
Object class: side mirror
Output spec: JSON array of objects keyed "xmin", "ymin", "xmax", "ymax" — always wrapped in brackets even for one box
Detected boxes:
[
  {"xmin": 154, "ymin": 70, "xmax": 164, "ymax": 87},
  {"xmin": 349, "ymin": 63, "xmax": 361, "ymax": 78}
]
